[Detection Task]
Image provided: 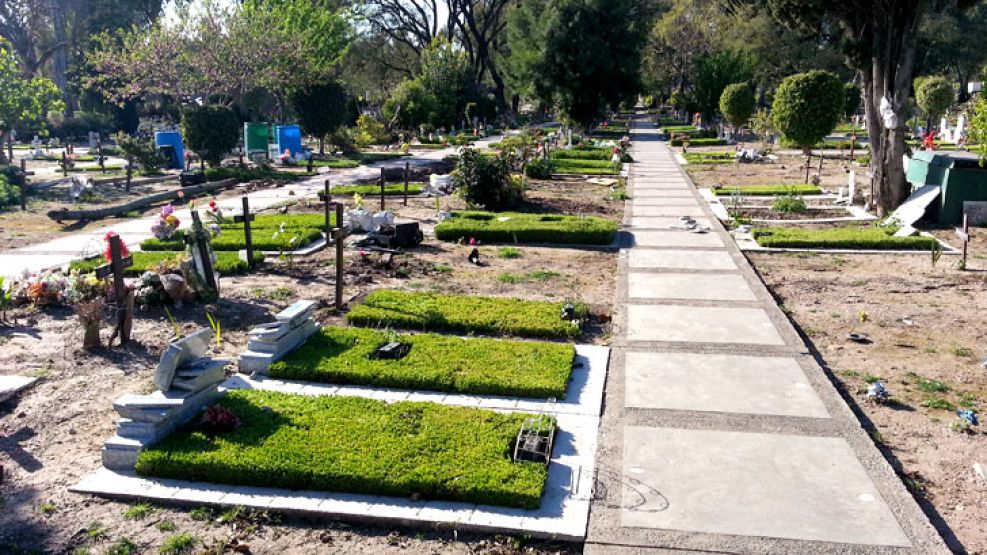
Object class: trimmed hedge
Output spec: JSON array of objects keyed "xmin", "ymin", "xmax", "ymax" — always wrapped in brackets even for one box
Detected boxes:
[
  {"xmin": 713, "ymin": 184, "xmax": 822, "ymax": 196},
  {"xmin": 204, "ymin": 167, "xmax": 306, "ymax": 181},
  {"xmin": 347, "ymin": 289, "xmax": 581, "ymax": 339},
  {"xmin": 331, "ymin": 183, "xmax": 424, "ymax": 196},
  {"xmin": 552, "ymin": 161, "xmax": 618, "ymax": 175},
  {"xmin": 310, "ymin": 158, "xmax": 361, "ymax": 169},
  {"xmin": 683, "ymin": 152, "xmax": 734, "ymax": 164},
  {"xmin": 753, "ymin": 226, "xmax": 937, "ymax": 250},
  {"xmin": 69, "ymin": 250, "xmax": 264, "ymax": 276},
  {"xmin": 137, "ymin": 391, "xmax": 550, "ymax": 509},
  {"xmin": 670, "ymin": 138, "xmax": 727, "ymax": 147},
  {"xmin": 551, "ymin": 148, "xmax": 612, "ymax": 161},
  {"xmin": 269, "ymin": 327, "xmax": 575, "ymax": 398},
  {"xmin": 434, "ymin": 211, "xmax": 618, "ymax": 245}
]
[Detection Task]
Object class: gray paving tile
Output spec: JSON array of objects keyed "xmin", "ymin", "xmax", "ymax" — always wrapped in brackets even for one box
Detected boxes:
[
  {"xmin": 627, "ymin": 272, "xmax": 755, "ymax": 301},
  {"xmin": 626, "ymin": 304, "xmax": 785, "ymax": 345},
  {"xmin": 620, "ymin": 427, "xmax": 911, "ymax": 546},
  {"xmin": 632, "ymin": 205, "xmax": 706, "ymax": 217},
  {"xmin": 623, "ymin": 352, "xmax": 829, "ymax": 417},
  {"xmin": 633, "ymin": 197, "xmax": 700, "ymax": 207},
  {"xmin": 630, "ymin": 231, "xmax": 724, "ymax": 248},
  {"xmin": 628, "ymin": 249, "xmax": 738, "ymax": 271},
  {"xmin": 629, "ymin": 217, "xmax": 712, "ymax": 230},
  {"xmin": 632, "ymin": 190, "xmax": 695, "ymax": 198}
]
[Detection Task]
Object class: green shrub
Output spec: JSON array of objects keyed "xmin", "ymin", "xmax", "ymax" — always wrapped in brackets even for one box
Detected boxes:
[
  {"xmin": 347, "ymin": 289, "xmax": 580, "ymax": 339},
  {"xmin": 181, "ymin": 105, "xmax": 240, "ymax": 166},
  {"xmin": 524, "ymin": 158, "xmax": 554, "ymax": 179},
  {"xmin": 713, "ymin": 184, "xmax": 822, "ymax": 196},
  {"xmin": 330, "ymin": 183, "xmax": 424, "ymax": 196},
  {"xmin": 772, "ymin": 194, "xmax": 808, "ymax": 213},
  {"xmin": 454, "ymin": 148, "xmax": 522, "ymax": 210},
  {"xmin": 137, "ymin": 391, "xmax": 550, "ymax": 509},
  {"xmin": 753, "ymin": 226, "xmax": 937, "ymax": 250},
  {"xmin": 115, "ymin": 133, "xmax": 169, "ymax": 174},
  {"xmin": 434, "ymin": 211, "xmax": 618, "ymax": 245},
  {"xmin": 772, "ymin": 70, "xmax": 844, "ymax": 153},
  {"xmin": 915, "ymin": 76, "xmax": 955, "ymax": 126},
  {"xmin": 69, "ymin": 250, "xmax": 264, "ymax": 276},
  {"xmin": 269, "ymin": 327, "xmax": 575, "ymax": 398},
  {"xmin": 0, "ymin": 170, "xmax": 20, "ymax": 209}
]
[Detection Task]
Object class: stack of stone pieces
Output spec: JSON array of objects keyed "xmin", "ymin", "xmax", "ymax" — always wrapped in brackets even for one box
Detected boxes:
[
  {"xmin": 102, "ymin": 329, "xmax": 228, "ymax": 471},
  {"xmin": 238, "ymin": 300, "xmax": 320, "ymax": 375}
]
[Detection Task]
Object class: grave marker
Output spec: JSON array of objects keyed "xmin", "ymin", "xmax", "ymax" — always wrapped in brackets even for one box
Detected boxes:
[
  {"xmin": 956, "ymin": 214, "xmax": 970, "ymax": 269},
  {"xmin": 234, "ymin": 196, "xmax": 257, "ymax": 268},
  {"xmin": 404, "ymin": 161, "xmax": 410, "ymax": 206},
  {"xmin": 332, "ymin": 202, "xmax": 347, "ymax": 310},
  {"xmin": 184, "ymin": 211, "xmax": 218, "ymax": 294},
  {"xmin": 98, "ymin": 235, "xmax": 134, "ymax": 345},
  {"xmin": 18, "ymin": 159, "xmax": 34, "ymax": 210}
]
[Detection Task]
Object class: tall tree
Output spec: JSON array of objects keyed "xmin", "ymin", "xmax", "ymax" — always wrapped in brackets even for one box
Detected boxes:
[
  {"xmin": 289, "ymin": 80, "xmax": 353, "ymax": 153},
  {"xmin": 762, "ymin": 0, "xmax": 985, "ymax": 214},
  {"xmin": 507, "ymin": 0, "xmax": 644, "ymax": 127},
  {"xmin": 0, "ymin": 46, "xmax": 64, "ymax": 163}
]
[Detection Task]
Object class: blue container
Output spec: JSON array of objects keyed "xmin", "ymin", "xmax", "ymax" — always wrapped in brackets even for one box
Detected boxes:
[
  {"xmin": 154, "ymin": 131, "xmax": 185, "ymax": 169},
  {"xmin": 275, "ymin": 125, "xmax": 303, "ymax": 158}
]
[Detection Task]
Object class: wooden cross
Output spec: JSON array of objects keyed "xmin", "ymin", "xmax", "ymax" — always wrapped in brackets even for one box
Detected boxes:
[
  {"xmin": 330, "ymin": 202, "xmax": 348, "ymax": 310},
  {"xmin": 233, "ymin": 196, "xmax": 257, "ymax": 268},
  {"xmin": 956, "ymin": 214, "xmax": 971, "ymax": 269},
  {"xmin": 318, "ymin": 179, "xmax": 332, "ymax": 238},
  {"xmin": 96, "ymin": 234, "xmax": 134, "ymax": 345},
  {"xmin": 404, "ymin": 161, "xmax": 410, "ymax": 207}
]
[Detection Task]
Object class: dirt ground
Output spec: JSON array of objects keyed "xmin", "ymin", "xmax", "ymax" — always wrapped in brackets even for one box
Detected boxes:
[
  {"xmin": 0, "ymin": 177, "xmax": 619, "ymax": 554},
  {"xmin": 685, "ymin": 147, "xmax": 867, "ymax": 195},
  {"xmin": 747, "ymin": 234, "xmax": 987, "ymax": 554}
]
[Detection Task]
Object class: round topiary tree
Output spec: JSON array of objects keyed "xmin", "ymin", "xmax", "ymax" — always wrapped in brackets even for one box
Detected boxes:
[
  {"xmin": 915, "ymin": 76, "xmax": 955, "ymax": 131},
  {"xmin": 719, "ymin": 83, "xmax": 756, "ymax": 133},
  {"xmin": 843, "ymin": 82, "xmax": 862, "ymax": 120},
  {"xmin": 772, "ymin": 70, "xmax": 844, "ymax": 154},
  {"xmin": 181, "ymin": 104, "xmax": 240, "ymax": 167}
]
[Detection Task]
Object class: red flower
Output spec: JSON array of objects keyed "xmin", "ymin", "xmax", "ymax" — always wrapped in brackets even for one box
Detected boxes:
[
  {"xmin": 208, "ymin": 200, "xmax": 218, "ymax": 212},
  {"xmin": 468, "ymin": 237, "xmax": 478, "ymax": 246},
  {"xmin": 102, "ymin": 231, "xmax": 131, "ymax": 263}
]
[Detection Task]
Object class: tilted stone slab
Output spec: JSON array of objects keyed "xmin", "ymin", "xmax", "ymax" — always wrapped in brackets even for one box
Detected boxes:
[
  {"xmin": 247, "ymin": 322, "xmax": 291, "ymax": 343},
  {"xmin": 275, "ymin": 299, "xmax": 318, "ymax": 328},
  {"xmin": 0, "ymin": 376, "xmax": 38, "ymax": 404},
  {"xmin": 171, "ymin": 358, "xmax": 228, "ymax": 392},
  {"xmin": 247, "ymin": 320, "xmax": 319, "ymax": 354},
  {"xmin": 113, "ymin": 384, "xmax": 222, "ymax": 423},
  {"xmin": 154, "ymin": 329, "xmax": 214, "ymax": 391}
]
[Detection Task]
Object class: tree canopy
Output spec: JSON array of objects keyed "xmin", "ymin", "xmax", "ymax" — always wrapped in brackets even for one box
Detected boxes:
[{"xmin": 0, "ymin": 46, "xmax": 64, "ymax": 162}]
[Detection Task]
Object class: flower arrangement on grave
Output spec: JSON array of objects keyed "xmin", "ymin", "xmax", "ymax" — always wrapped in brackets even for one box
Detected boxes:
[
  {"xmin": 204, "ymin": 199, "xmax": 224, "ymax": 237},
  {"xmin": 353, "ymin": 193, "xmax": 365, "ymax": 210},
  {"xmin": 279, "ymin": 148, "xmax": 292, "ymax": 165},
  {"xmin": 102, "ymin": 231, "xmax": 130, "ymax": 264},
  {"xmin": 200, "ymin": 403, "xmax": 240, "ymax": 435},
  {"xmin": 152, "ymin": 205, "xmax": 181, "ymax": 240}
]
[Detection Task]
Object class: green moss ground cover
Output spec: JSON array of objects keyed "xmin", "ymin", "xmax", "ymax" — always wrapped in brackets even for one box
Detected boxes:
[
  {"xmin": 137, "ymin": 391, "xmax": 549, "ymax": 509},
  {"xmin": 753, "ymin": 226, "xmax": 937, "ymax": 250},
  {"xmin": 683, "ymin": 152, "xmax": 734, "ymax": 165},
  {"xmin": 203, "ymin": 167, "xmax": 308, "ymax": 182},
  {"xmin": 713, "ymin": 184, "xmax": 822, "ymax": 196},
  {"xmin": 69, "ymin": 250, "xmax": 264, "ymax": 276},
  {"xmin": 434, "ymin": 211, "xmax": 618, "ymax": 245},
  {"xmin": 141, "ymin": 213, "xmax": 336, "ymax": 251},
  {"xmin": 550, "ymin": 148, "xmax": 612, "ymax": 161},
  {"xmin": 347, "ymin": 290, "xmax": 581, "ymax": 339},
  {"xmin": 670, "ymin": 138, "xmax": 727, "ymax": 147},
  {"xmin": 551, "ymin": 160, "xmax": 618, "ymax": 175},
  {"xmin": 269, "ymin": 327, "xmax": 574, "ymax": 398},
  {"xmin": 331, "ymin": 183, "xmax": 424, "ymax": 196}
]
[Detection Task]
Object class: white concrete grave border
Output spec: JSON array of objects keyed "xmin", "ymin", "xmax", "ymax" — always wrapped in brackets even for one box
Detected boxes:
[{"xmin": 72, "ymin": 345, "xmax": 610, "ymax": 541}]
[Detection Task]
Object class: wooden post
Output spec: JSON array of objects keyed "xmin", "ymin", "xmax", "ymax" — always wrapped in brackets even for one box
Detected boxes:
[
  {"xmin": 817, "ymin": 150, "xmax": 824, "ymax": 175},
  {"xmin": 19, "ymin": 159, "xmax": 27, "ymax": 210},
  {"xmin": 403, "ymin": 161, "xmax": 410, "ymax": 206},
  {"xmin": 379, "ymin": 167, "xmax": 386, "ymax": 211},
  {"xmin": 956, "ymin": 214, "xmax": 970, "ymax": 269},
  {"xmin": 98, "ymin": 142, "xmax": 105, "ymax": 173},
  {"xmin": 804, "ymin": 153, "xmax": 811, "ymax": 184},
  {"xmin": 334, "ymin": 202, "xmax": 346, "ymax": 311},
  {"xmin": 62, "ymin": 152, "xmax": 68, "ymax": 177},
  {"xmin": 849, "ymin": 132, "xmax": 857, "ymax": 162},
  {"xmin": 99, "ymin": 235, "xmax": 134, "ymax": 345},
  {"xmin": 323, "ymin": 179, "xmax": 332, "ymax": 237},
  {"xmin": 307, "ymin": 155, "xmax": 314, "ymax": 173},
  {"xmin": 125, "ymin": 157, "xmax": 133, "ymax": 193},
  {"xmin": 237, "ymin": 196, "xmax": 256, "ymax": 269}
]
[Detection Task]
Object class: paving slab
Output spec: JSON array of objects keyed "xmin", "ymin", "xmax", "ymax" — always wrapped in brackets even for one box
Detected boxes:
[
  {"xmin": 626, "ymin": 304, "xmax": 785, "ymax": 345},
  {"xmin": 620, "ymin": 426, "xmax": 911, "ymax": 546},
  {"xmin": 628, "ymin": 249, "xmax": 738, "ymax": 271},
  {"xmin": 629, "ymin": 231, "xmax": 724, "ymax": 249},
  {"xmin": 632, "ymin": 197, "xmax": 700, "ymax": 207},
  {"xmin": 628, "ymin": 216, "xmax": 712, "ymax": 230},
  {"xmin": 623, "ymin": 352, "xmax": 829, "ymax": 417},
  {"xmin": 631, "ymin": 190, "xmax": 695, "ymax": 198},
  {"xmin": 632, "ymin": 204, "xmax": 706, "ymax": 217},
  {"xmin": 627, "ymin": 272, "xmax": 755, "ymax": 301}
]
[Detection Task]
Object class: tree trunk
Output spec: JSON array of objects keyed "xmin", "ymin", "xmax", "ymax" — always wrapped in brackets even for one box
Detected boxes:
[
  {"xmin": 862, "ymin": 7, "xmax": 922, "ymax": 216},
  {"xmin": 0, "ymin": 132, "xmax": 9, "ymax": 165},
  {"xmin": 49, "ymin": 1, "xmax": 73, "ymax": 115},
  {"xmin": 319, "ymin": 136, "xmax": 325, "ymax": 155}
]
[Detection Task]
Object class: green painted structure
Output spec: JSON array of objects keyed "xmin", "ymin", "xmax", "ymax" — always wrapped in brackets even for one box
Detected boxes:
[
  {"xmin": 244, "ymin": 122, "xmax": 270, "ymax": 158},
  {"xmin": 905, "ymin": 151, "xmax": 987, "ymax": 225}
]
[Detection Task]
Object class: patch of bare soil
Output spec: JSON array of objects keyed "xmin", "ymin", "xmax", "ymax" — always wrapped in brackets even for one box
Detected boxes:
[
  {"xmin": 0, "ymin": 182, "xmax": 617, "ymax": 554},
  {"xmin": 732, "ymin": 207, "xmax": 856, "ymax": 221},
  {"xmin": 747, "ymin": 237, "xmax": 987, "ymax": 553},
  {"xmin": 685, "ymin": 148, "xmax": 864, "ymax": 193}
]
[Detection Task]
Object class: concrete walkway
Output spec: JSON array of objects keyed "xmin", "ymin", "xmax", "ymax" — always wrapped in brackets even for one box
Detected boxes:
[
  {"xmin": 585, "ymin": 122, "xmax": 949, "ymax": 554},
  {"xmin": 0, "ymin": 142, "xmax": 481, "ymax": 280}
]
